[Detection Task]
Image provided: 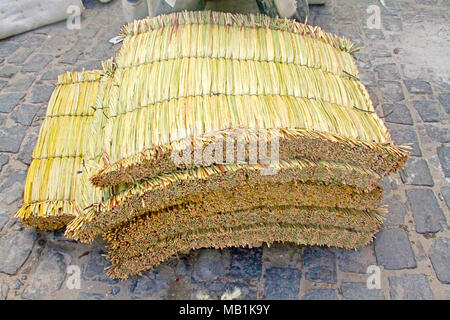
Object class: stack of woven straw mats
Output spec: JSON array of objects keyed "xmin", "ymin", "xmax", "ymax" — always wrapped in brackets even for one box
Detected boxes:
[{"xmin": 16, "ymin": 11, "xmax": 409, "ymax": 279}]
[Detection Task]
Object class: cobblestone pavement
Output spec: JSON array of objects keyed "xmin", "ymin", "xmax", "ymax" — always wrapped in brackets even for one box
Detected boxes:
[{"xmin": 0, "ymin": 0, "xmax": 448, "ymax": 300}]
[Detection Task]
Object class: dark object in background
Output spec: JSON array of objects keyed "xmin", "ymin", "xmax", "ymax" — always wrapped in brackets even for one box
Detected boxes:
[{"xmin": 256, "ymin": 0, "xmax": 310, "ymax": 22}]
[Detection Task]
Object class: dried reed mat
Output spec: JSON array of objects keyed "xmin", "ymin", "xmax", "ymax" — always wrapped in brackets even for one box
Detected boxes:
[
  {"xmin": 106, "ymin": 206, "xmax": 384, "ymax": 279},
  {"xmin": 66, "ymin": 159, "xmax": 383, "ymax": 242},
  {"xmin": 90, "ymin": 11, "xmax": 408, "ymax": 187},
  {"xmin": 15, "ymin": 70, "xmax": 102, "ymax": 230}
]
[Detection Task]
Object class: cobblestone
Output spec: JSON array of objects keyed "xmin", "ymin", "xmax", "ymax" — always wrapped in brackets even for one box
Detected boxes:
[
  {"xmin": 264, "ymin": 267, "xmax": 301, "ymax": 299},
  {"xmin": 384, "ymin": 198, "xmax": 407, "ymax": 226},
  {"xmin": 437, "ymin": 146, "xmax": 450, "ymax": 178},
  {"xmin": 341, "ymin": 282, "xmax": 385, "ymax": 300},
  {"xmin": 375, "ymin": 228, "xmax": 416, "ymax": 270},
  {"xmin": 413, "ymin": 101, "xmax": 443, "ymax": 122},
  {"xmin": 336, "ymin": 246, "xmax": 376, "ymax": 274},
  {"xmin": 404, "ymin": 80, "xmax": 433, "ymax": 94},
  {"xmin": 301, "ymin": 289, "xmax": 338, "ymax": 300},
  {"xmin": 400, "ymin": 158, "xmax": 434, "ymax": 186},
  {"xmin": 378, "ymin": 80, "xmax": 405, "ymax": 101},
  {"xmin": 389, "ymin": 274, "xmax": 434, "ymax": 300},
  {"xmin": 0, "ymin": 230, "xmax": 36, "ymax": 275},
  {"xmin": 406, "ymin": 189, "xmax": 445, "ymax": 234},
  {"xmin": 437, "ymin": 94, "xmax": 450, "ymax": 114},
  {"xmin": 389, "ymin": 128, "xmax": 422, "ymax": 156},
  {"xmin": 192, "ymin": 249, "xmax": 230, "ymax": 282},
  {"xmin": 230, "ymin": 247, "xmax": 262, "ymax": 280},
  {"xmin": 382, "ymin": 103, "xmax": 413, "ymax": 125},
  {"xmin": 0, "ymin": 93, "xmax": 25, "ymax": 113},
  {"xmin": 303, "ymin": 247, "xmax": 337, "ymax": 284},
  {"xmin": 22, "ymin": 248, "xmax": 67, "ymax": 299},
  {"xmin": 428, "ymin": 238, "xmax": 450, "ymax": 284}
]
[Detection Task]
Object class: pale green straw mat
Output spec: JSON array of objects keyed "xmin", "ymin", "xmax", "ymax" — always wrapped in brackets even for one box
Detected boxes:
[{"xmin": 88, "ymin": 11, "xmax": 408, "ymax": 188}]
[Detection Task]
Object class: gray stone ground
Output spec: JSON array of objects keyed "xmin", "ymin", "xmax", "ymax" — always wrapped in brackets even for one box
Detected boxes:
[{"xmin": 0, "ymin": 0, "xmax": 448, "ymax": 300}]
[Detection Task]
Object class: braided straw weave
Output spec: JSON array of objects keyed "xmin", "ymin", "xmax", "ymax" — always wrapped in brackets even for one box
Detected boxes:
[{"xmin": 15, "ymin": 70, "xmax": 102, "ymax": 230}]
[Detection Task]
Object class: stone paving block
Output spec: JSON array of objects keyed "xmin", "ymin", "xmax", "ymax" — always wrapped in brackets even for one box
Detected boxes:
[
  {"xmin": 0, "ymin": 214, "xmax": 8, "ymax": 232},
  {"xmin": 425, "ymin": 124, "xmax": 450, "ymax": 143},
  {"xmin": 359, "ymin": 70, "xmax": 377, "ymax": 87},
  {"xmin": 192, "ymin": 249, "xmax": 230, "ymax": 282},
  {"xmin": 0, "ymin": 154, "xmax": 9, "ymax": 171},
  {"xmin": 378, "ymin": 80, "xmax": 405, "ymax": 101},
  {"xmin": 10, "ymin": 104, "xmax": 39, "ymax": 126},
  {"xmin": 374, "ymin": 228, "xmax": 416, "ymax": 270},
  {"xmin": 363, "ymin": 28, "xmax": 385, "ymax": 41},
  {"xmin": 29, "ymin": 85, "xmax": 54, "ymax": 104},
  {"xmin": 3, "ymin": 75, "xmax": 34, "ymax": 93},
  {"xmin": 262, "ymin": 243, "xmax": 302, "ymax": 269},
  {"xmin": 0, "ymin": 230, "xmax": 36, "ymax": 275},
  {"xmin": 381, "ymin": 103, "xmax": 413, "ymax": 125},
  {"xmin": 0, "ymin": 93, "xmax": 25, "ymax": 113},
  {"xmin": 19, "ymin": 129, "xmax": 39, "ymax": 164},
  {"xmin": 0, "ymin": 181, "xmax": 24, "ymax": 205},
  {"xmin": 406, "ymin": 189, "xmax": 445, "ymax": 234},
  {"xmin": 437, "ymin": 146, "xmax": 450, "ymax": 178},
  {"xmin": 7, "ymin": 48, "xmax": 32, "ymax": 66},
  {"xmin": 369, "ymin": 45, "xmax": 393, "ymax": 59},
  {"xmin": 354, "ymin": 52, "xmax": 372, "ymax": 70},
  {"xmin": 389, "ymin": 274, "xmax": 434, "ymax": 300},
  {"xmin": 40, "ymin": 69, "xmax": 64, "ymax": 82},
  {"xmin": 384, "ymin": 198, "xmax": 407, "ymax": 226},
  {"xmin": 303, "ymin": 247, "xmax": 337, "ymax": 284},
  {"xmin": 438, "ymin": 94, "xmax": 450, "ymax": 114},
  {"xmin": 389, "ymin": 127, "xmax": 422, "ymax": 156},
  {"xmin": 0, "ymin": 65, "xmax": 20, "ymax": 78},
  {"xmin": 264, "ymin": 267, "xmax": 301, "ymax": 300},
  {"xmin": 11, "ymin": 34, "xmax": 46, "ymax": 49},
  {"xmin": 428, "ymin": 238, "xmax": 450, "ymax": 284},
  {"xmin": 22, "ymin": 249, "xmax": 67, "ymax": 299},
  {"xmin": 366, "ymin": 87, "xmax": 379, "ymax": 107},
  {"xmin": 0, "ymin": 42, "xmax": 19, "ymax": 56},
  {"xmin": 375, "ymin": 63, "xmax": 401, "ymax": 80},
  {"xmin": 82, "ymin": 249, "xmax": 117, "ymax": 284},
  {"xmin": 336, "ymin": 245, "xmax": 377, "ymax": 274},
  {"xmin": 129, "ymin": 265, "xmax": 173, "ymax": 299},
  {"xmin": 22, "ymin": 54, "xmax": 53, "ymax": 72},
  {"xmin": 0, "ymin": 124, "xmax": 26, "ymax": 153},
  {"xmin": 59, "ymin": 48, "xmax": 83, "ymax": 65},
  {"xmin": 404, "ymin": 80, "xmax": 433, "ymax": 94},
  {"xmin": 383, "ymin": 14, "xmax": 403, "ymax": 32},
  {"xmin": 442, "ymin": 186, "xmax": 450, "ymax": 209},
  {"xmin": 301, "ymin": 289, "xmax": 338, "ymax": 300},
  {"xmin": 400, "ymin": 158, "xmax": 434, "ymax": 186},
  {"xmin": 413, "ymin": 101, "xmax": 442, "ymax": 122},
  {"xmin": 230, "ymin": 247, "xmax": 262, "ymax": 280},
  {"xmin": 341, "ymin": 282, "xmax": 385, "ymax": 300}
]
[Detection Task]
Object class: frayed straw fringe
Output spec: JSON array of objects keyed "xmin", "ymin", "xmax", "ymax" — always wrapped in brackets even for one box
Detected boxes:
[
  {"xmin": 106, "ymin": 206, "xmax": 384, "ymax": 254},
  {"xmin": 119, "ymin": 11, "xmax": 358, "ymax": 54},
  {"xmin": 92, "ymin": 126, "xmax": 408, "ymax": 187},
  {"xmin": 15, "ymin": 70, "xmax": 102, "ymax": 230},
  {"xmin": 107, "ymin": 221, "xmax": 376, "ymax": 279},
  {"xmin": 66, "ymin": 158, "xmax": 383, "ymax": 242}
]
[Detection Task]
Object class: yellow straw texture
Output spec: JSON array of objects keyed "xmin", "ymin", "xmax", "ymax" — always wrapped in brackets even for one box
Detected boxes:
[
  {"xmin": 15, "ymin": 70, "xmax": 102, "ymax": 230},
  {"xmin": 91, "ymin": 11, "xmax": 403, "ymax": 187}
]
